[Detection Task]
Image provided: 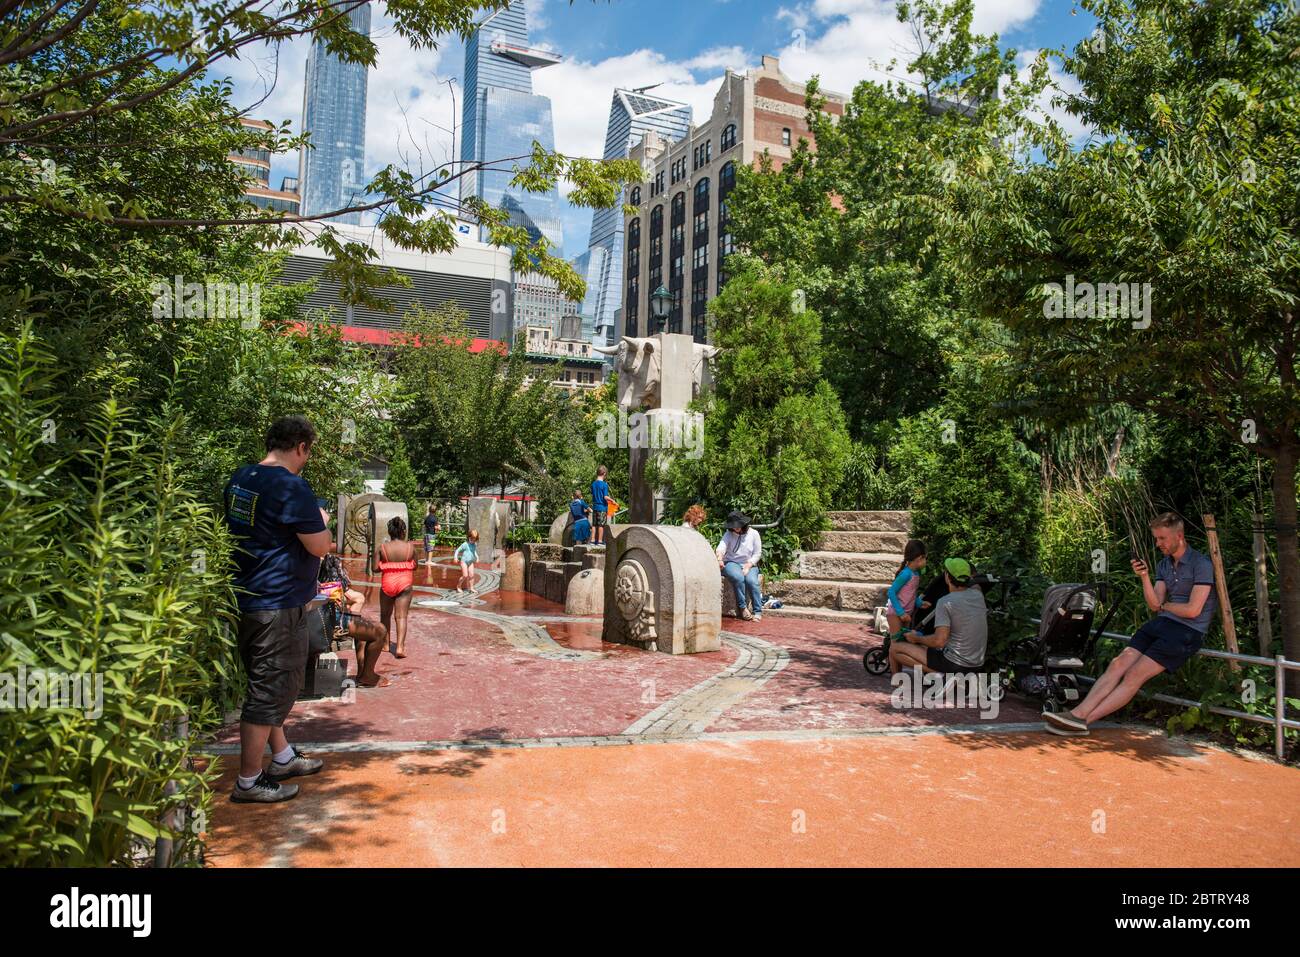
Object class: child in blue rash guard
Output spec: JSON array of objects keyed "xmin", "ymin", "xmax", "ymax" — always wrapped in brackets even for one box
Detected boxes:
[
  {"xmin": 454, "ymin": 530, "xmax": 479, "ymax": 593},
  {"xmin": 885, "ymin": 540, "xmax": 929, "ymax": 636},
  {"xmin": 569, "ymin": 489, "xmax": 592, "ymax": 544}
]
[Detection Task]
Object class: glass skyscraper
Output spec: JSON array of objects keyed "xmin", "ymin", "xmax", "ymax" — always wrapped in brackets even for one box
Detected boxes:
[
  {"xmin": 459, "ymin": 0, "xmax": 564, "ymax": 252},
  {"xmin": 584, "ymin": 89, "xmax": 691, "ymax": 345},
  {"xmin": 299, "ymin": 3, "xmax": 371, "ymax": 225}
]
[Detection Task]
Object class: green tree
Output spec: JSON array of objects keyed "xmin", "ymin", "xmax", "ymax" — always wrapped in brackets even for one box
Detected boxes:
[
  {"xmin": 0, "ymin": 2, "xmax": 640, "ymax": 304},
  {"xmin": 382, "ymin": 438, "xmax": 421, "ymax": 518},
  {"xmin": 724, "ymin": 0, "xmax": 1023, "ymax": 441},
  {"xmin": 667, "ymin": 261, "xmax": 851, "ymax": 550},
  {"xmin": 392, "ymin": 304, "xmax": 568, "ymax": 496},
  {"xmin": 944, "ymin": 0, "xmax": 1300, "ymax": 681}
]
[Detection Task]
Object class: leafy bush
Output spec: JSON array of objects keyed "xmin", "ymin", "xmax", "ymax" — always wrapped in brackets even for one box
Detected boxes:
[
  {"xmin": 381, "ymin": 440, "xmax": 421, "ymax": 520},
  {"xmin": 834, "ymin": 441, "xmax": 908, "ymax": 510},
  {"xmin": 0, "ymin": 327, "xmax": 237, "ymax": 866},
  {"xmin": 887, "ymin": 405, "xmax": 1041, "ymax": 568}
]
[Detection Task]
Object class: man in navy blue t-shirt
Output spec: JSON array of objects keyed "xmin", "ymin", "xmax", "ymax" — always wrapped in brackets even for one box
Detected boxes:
[
  {"xmin": 1044, "ymin": 512, "xmax": 1216, "ymax": 737},
  {"xmin": 223, "ymin": 415, "xmax": 332, "ymax": 803}
]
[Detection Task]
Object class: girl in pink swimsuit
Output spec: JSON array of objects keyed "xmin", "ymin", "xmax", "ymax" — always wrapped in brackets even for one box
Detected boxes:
[{"xmin": 378, "ymin": 516, "xmax": 417, "ymax": 659}]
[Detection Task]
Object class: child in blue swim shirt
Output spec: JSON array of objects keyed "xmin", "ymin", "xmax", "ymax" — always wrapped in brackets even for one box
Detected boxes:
[
  {"xmin": 886, "ymin": 540, "xmax": 929, "ymax": 636},
  {"xmin": 569, "ymin": 489, "xmax": 592, "ymax": 544}
]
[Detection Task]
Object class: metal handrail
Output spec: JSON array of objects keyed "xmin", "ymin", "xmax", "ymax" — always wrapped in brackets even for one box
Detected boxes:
[{"xmin": 1031, "ymin": 618, "xmax": 1297, "ymax": 760}]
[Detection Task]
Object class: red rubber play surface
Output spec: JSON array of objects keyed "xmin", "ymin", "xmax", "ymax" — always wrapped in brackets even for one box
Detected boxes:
[{"xmin": 205, "ymin": 554, "xmax": 1300, "ymax": 867}]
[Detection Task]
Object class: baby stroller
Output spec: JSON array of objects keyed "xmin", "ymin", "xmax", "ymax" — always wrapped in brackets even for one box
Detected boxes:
[{"xmin": 1000, "ymin": 583, "xmax": 1118, "ymax": 713}]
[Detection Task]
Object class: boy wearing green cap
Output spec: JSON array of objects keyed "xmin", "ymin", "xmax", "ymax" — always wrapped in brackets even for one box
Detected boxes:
[{"xmin": 888, "ymin": 557, "xmax": 988, "ymax": 675}]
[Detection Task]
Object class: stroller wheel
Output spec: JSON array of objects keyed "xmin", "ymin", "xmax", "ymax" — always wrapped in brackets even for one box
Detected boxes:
[
  {"xmin": 987, "ymin": 673, "xmax": 1007, "ymax": 702},
  {"xmin": 863, "ymin": 648, "xmax": 889, "ymax": 676}
]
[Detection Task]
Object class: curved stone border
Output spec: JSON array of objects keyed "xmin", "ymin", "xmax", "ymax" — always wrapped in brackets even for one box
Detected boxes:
[
  {"xmin": 622, "ymin": 631, "xmax": 790, "ymax": 737},
  {"xmin": 437, "ymin": 605, "xmax": 604, "ymax": 662}
]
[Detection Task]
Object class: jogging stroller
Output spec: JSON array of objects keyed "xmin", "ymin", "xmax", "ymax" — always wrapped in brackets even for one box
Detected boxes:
[{"xmin": 999, "ymin": 583, "xmax": 1118, "ymax": 713}]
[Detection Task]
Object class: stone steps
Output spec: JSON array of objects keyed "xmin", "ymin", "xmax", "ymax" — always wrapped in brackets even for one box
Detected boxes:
[
  {"xmin": 815, "ymin": 530, "xmax": 910, "ymax": 553},
  {"xmin": 827, "ymin": 510, "xmax": 911, "ymax": 533},
  {"xmin": 798, "ymin": 550, "xmax": 900, "ymax": 583},
  {"xmin": 763, "ymin": 604, "xmax": 878, "ymax": 626},
  {"xmin": 765, "ymin": 511, "xmax": 910, "ymax": 621},
  {"xmin": 765, "ymin": 578, "xmax": 888, "ymax": 610}
]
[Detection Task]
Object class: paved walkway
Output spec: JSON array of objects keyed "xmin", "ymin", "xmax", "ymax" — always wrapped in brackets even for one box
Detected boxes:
[{"xmin": 204, "ymin": 553, "xmax": 1300, "ymax": 867}]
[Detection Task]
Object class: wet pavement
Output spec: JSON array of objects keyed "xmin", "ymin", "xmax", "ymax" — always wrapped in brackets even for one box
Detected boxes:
[{"xmin": 205, "ymin": 551, "xmax": 1300, "ymax": 867}]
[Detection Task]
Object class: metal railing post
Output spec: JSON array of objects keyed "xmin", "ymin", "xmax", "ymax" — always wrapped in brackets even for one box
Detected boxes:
[{"xmin": 1276, "ymin": 655, "xmax": 1286, "ymax": 762}]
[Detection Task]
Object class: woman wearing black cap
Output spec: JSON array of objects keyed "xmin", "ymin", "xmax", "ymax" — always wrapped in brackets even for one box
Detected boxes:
[{"xmin": 716, "ymin": 510, "xmax": 763, "ymax": 621}]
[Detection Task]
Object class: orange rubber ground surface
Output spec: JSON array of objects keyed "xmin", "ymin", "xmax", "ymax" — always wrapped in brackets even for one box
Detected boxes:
[{"xmin": 207, "ymin": 728, "xmax": 1300, "ymax": 868}]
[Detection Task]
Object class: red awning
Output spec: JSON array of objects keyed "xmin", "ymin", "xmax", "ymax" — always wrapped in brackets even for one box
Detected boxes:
[{"xmin": 290, "ymin": 322, "xmax": 502, "ymax": 353}]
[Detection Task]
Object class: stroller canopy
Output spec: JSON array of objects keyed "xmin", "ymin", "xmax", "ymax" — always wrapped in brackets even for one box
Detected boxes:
[{"xmin": 1038, "ymin": 583, "xmax": 1097, "ymax": 640}]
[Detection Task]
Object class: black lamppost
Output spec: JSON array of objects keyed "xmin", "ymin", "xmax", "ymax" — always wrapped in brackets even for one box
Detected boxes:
[{"xmin": 650, "ymin": 284, "xmax": 672, "ymax": 334}]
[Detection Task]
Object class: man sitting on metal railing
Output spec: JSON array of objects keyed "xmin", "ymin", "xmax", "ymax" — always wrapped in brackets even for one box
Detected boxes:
[{"xmin": 1043, "ymin": 512, "xmax": 1217, "ymax": 737}]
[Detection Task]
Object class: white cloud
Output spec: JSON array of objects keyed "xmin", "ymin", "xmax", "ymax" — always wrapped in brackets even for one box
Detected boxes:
[
  {"xmin": 1015, "ymin": 48, "xmax": 1094, "ymax": 144},
  {"xmin": 535, "ymin": 47, "xmax": 747, "ymax": 163},
  {"xmin": 773, "ymin": 0, "xmax": 1044, "ymax": 96}
]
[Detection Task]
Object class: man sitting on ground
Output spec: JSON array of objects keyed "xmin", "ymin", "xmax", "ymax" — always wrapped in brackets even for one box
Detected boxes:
[
  {"xmin": 1043, "ymin": 512, "xmax": 1215, "ymax": 737},
  {"xmin": 888, "ymin": 558, "xmax": 987, "ymax": 675}
]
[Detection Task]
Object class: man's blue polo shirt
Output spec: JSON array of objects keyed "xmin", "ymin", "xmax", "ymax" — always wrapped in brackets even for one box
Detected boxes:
[{"xmin": 1155, "ymin": 546, "xmax": 1217, "ymax": 634}]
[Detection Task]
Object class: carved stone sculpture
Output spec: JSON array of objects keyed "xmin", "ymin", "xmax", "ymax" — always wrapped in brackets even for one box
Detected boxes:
[
  {"xmin": 592, "ymin": 336, "xmax": 662, "ymax": 409},
  {"xmin": 366, "ymin": 500, "xmax": 409, "ymax": 575},
  {"xmin": 602, "ymin": 525, "xmax": 721, "ymax": 654},
  {"xmin": 467, "ymin": 496, "xmax": 512, "ymax": 565}
]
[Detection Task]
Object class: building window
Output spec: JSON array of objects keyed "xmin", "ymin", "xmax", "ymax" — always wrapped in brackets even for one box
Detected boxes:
[
  {"xmin": 694, "ymin": 177, "xmax": 710, "ymax": 209},
  {"xmin": 670, "ymin": 221, "xmax": 684, "ymax": 246},
  {"xmin": 692, "ymin": 245, "xmax": 708, "ymax": 270},
  {"xmin": 630, "ymin": 186, "xmax": 641, "ymax": 205},
  {"xmin": 694, "ymin": 209, "xmax": 707, "ymax": 236},
  {"xmin": 720, "ymin": 124, "xmax": 736, "ymax": 151},
  {"xmin": 650, "ymin": 235, "xmax": 662, "ymax": 259},
  {"xmin": 691, "ymin": 276, "xmax": 708, "ymax": 342},
  {"xmin": 781, "ymin": 128, "xmax": 792, "ymax": 147},
  {"xmin": 719, "ymin": 161, "xmax": 735, "ymax": 196},
  {"xmin": 628, "ymin": 245, "xmax": 639, "ymax": 275},
  {"xmin": 628, "ymin": 217, "xmax": 640, "ymax": 247}
]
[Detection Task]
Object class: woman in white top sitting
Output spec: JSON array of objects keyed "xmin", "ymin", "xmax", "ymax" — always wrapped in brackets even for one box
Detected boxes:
[{"xmin": 716, "ymin": 510, "xmax": 763, "ymax": 621}]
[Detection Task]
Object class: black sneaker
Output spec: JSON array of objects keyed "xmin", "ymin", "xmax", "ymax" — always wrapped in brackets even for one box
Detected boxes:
[
  {"xmin": 266, "ymin": 746, "xmax": 324, "ymax": 780},
  {"xmin": 231, "ymin": 771, "xmax": 299, "ymax": 803},
  {"xmin": 1042, "ymin": 709, "xmax": 1088, "ymax": 733}
]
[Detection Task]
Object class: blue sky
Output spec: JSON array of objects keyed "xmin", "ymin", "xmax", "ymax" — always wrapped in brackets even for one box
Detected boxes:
[{"xmin": 225, "ymin": 0, "xmax": 1098, "ymax": 258}]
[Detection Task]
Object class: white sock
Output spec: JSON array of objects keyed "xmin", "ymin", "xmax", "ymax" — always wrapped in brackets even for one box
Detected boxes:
[
  {"xmin": 272, "ymin": 745, "xmax": 296, "ymax": 764},
  {"xmin": 237, "ymin": 773, "xmax": 261, "ymax": 790}
]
